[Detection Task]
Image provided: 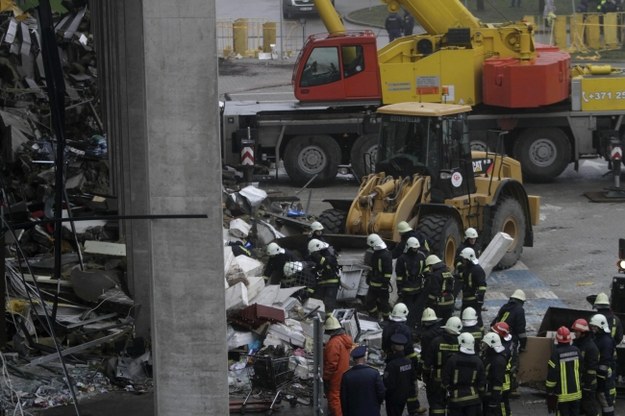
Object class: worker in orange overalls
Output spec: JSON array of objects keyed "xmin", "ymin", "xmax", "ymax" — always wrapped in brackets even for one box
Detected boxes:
[{"xmin": 323, "ymin": 315, "xmax": 354, "ymax": 416}]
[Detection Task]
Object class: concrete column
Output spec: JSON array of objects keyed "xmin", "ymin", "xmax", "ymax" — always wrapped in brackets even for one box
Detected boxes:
[{"xmin": 91, "ymin": 0, "xmax": 227, "ymax": 414}]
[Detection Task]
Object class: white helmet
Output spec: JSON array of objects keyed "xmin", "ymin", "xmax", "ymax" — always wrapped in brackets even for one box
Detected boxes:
[
  {"xmin": 405, "ymin": 237, "xmax": 420, "ymax": 252},
  {"xmin": 421, "ymin": 307, "xmax": 439, "ymax": 323},
  {"xmin": 324, "ymin": 315, "xmax": 342, "ymax": 331},
  {"xmin": 367, "ymin": 233, "xmax": 386, "ymax": 250},
  {"xmin": 459, "ymin": 247, "xmax": 478, "ymax": 264},
  {"xmin": 465, "ymin": 227, "xmax": 478, "ymax": 239},
  {"xmin": 397, "ymin": 221, "xmax": 412, "ymax": 234},
  {"xmin": 283, "ymin": 261, "xmax": 303, "ymax": 277},
  {"xmin": 458, "ymin": 332, "xmax": 475, "ymax": 354},
  {"xmin": 425, "ymin": 254, "xmax": 442, "ymax": 267},
  {"xmin": 482, "ymin": 332, "xmax": 505, "ymax": 353},
  {"xmin": 308, "ymin": 238, "xmax": 329, "ymax": 253},
  {"xmin": 589, "ymin": 313, "xmax": 610, "ymax": 333},
  {"xmin": 266, "ymin": 242, "xmax": 285, "ymax": 256},
  {"xmin": 310, "ymin": 221, "xmax": 324, "ymax": 232},
  {"xmin": 461, "ymin": 307, "xmax": 478, "ymax": 326},
  {"xmin": 443, "ymin": 316, "xmax": 463, "ymax": 335},
  {"xmin": 594, "ymin": 292, "xmax": 610, "ymax": 307},
  {"xmin": 510, "ymin": 289, "xmax": 526, "ymax": 302},
  {"xmin": 390, "ymin": 303, "xmax": 409, "ymax": 322}
]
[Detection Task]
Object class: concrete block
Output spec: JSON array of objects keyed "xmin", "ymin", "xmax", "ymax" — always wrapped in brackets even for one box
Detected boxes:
[
  {"xmin": 266, "ymin": 319, "xmax": 305, "ymax": 347},
  {"xmin": 234, "ymin": 255, "xmax": 264, "ymax": 278},
  {"xmin": 229, "ymin": 218, "xmax": 251, "ymax": 239},
  {"xmin": 226, "ymin": 325, "xmax": 257, "ymax": 350},
  {"xmin": 256, "ymin": 219, "xmax": 285, "ymax": 246},
  {"xmin": 251, "ymin": 284, "xmax": 280, "ymax": 306},
  {"xmin": 223, "ymin": 246, "xmax": 236, "ymax": 276},
  {"xmin": 303, "ymin": 297, "xmax": 325, "ymax": 316},
  {"xmin": 275, "ymin": 286, "xmax": 306, "ymax": 305},
  {"xmin": 84, "ymin": 240, "xmax": 126, "ymax": 256},
  {"xmin": 246, "ymin": 275, "xmax": 265, "ymax": 300},
  {"xmin": 225, "ymin": 282, "xmax": 249, "ymax": 312},
  {"xmin": 480, "ymin": 232, "xmax": 514, "ymax": 277}
]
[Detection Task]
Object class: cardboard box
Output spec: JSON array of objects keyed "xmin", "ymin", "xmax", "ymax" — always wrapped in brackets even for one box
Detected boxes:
[{"xmin": 518, "ymin": 336, "xmax": 554, "ymax": 384}]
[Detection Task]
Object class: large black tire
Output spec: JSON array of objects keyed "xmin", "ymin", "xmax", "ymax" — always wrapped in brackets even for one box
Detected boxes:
[
  {"xmin": 416, "ymin": 214, "xmax": 462, "ymax": 269},
  {"xmin": 318, "ymin": 209, "xmax": 346, "ymax": 234},
  {"xmin": 513, "ymin": 128, "xmax": 571, "ymax": 183},
  {"xmin": 283, "ymin": 135, "xmax": 340, "ymax": 187},
  {"xmin": 350, "ymin": 134, "xmax": 378, "ymax": 180},
  {"xmin": 491, "ymin": 197, "xmax": 526, "ymax": 269}
]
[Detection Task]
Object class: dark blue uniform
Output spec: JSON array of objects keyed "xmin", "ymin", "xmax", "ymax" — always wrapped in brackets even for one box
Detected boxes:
[
  {"xmin": 384, "ymin": 351, "xmax": 417, "ymax": 416},
  {"xmin": 341, "ymin": 364, "xmax": 385, "ymax": 416}
]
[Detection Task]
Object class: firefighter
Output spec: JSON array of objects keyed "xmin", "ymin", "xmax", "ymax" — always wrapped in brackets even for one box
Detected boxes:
[
  {"xmin": 395, "ymin": 236, "xmax": 427, "ymax": 330},
  {"xmin": 383, "ymin": 333, "xmax": 423, "ymax": 416},
  {"xmin": 482, "ymin": 332, "xmax": 511, "ymax": 416},
  {"xmin": 590, "ymin": 313, "xmax": 616, "ymax": 416},
  {"xmin": 264, "ymin": 242, "xmax": 298, "ymax": 284},
  {"xmin": 225, "ymin": 239, "xmax": 253, "ymax": 257},
  {"xmin": 443, "ymin": 332, "xmax": 485, "ymax": 416},
  {"xmin": 308, "ymin": 238, "xmax": 341, "ymax": 312},
  {"xmin": 282, "ymin": 261, "xmax": 317, "ymax": 302},
  {"xmin": 593, "ymin": 292, "xmax": 624, "ymax": 346},
  {"xmin": 491, "ymin": 321, "xmax": 514, "ymax": 361},
  {"xmin": 491, "ymin": 289, "xmax": 527, "ymax": 396},
  {"xmin": 403, "ymin": 10, "xmax": 415, "ymax": 36},
  {"xmin": 423, "ymin": 316, "xmax": 462, "ymax": 416},
  {"xmin": 461, "ymin": 307, "xmax": 483, "ymax": 356},
  {"xmin": 457, "ymin": 247, "xmax": 487, "ymax": 328},
  {"xmin": 323, "ymin": 315, "xmax": 354, "ymax": 416},
  {"xmin": 454, "ymin": 228, "xmax": 481, "ymax": 276},
  {"xmin": 392, "ymin": 221, "xmax": 430, "ymax": 259},
  {"xmin": 418, "ymin": 308, "xmax": 443, "ymax": 389},
  {"xmin": 307, "ymin": 221, "xmax": 336, "ymax": 256},
  {"xmin": 365, "ymin": 233, "xmax": 392, "ymax": 321},
  {"xmin": 424, "ymin": 255, "xmax": 455, "ymax": 322},
  {"xmin": 545, "ymin": 326, "xmax": 582, "ymax": 415},
  {"xmin": 382, "ymin": 303, "xmax": 427, "ymax": 414},
  {"xmin": 571, "ymin": 318, "xmax": 600, "ymax": 416}
]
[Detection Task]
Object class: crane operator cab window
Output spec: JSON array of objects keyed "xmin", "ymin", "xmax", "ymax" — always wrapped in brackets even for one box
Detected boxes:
[
  {"xmin": 341, "ymin": 45, "xmax": 364, "ymax": 78},
  {"xmin": 376, "ymin": 112, "xmax": 476, "ymax": 201},
  {"xmin": 300, "ymin": 46, "xmax": 341, "ymax": 87}
]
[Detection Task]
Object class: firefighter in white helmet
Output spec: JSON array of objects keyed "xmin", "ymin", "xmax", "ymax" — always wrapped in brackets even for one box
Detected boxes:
[
  {"xmin": 443, "ymin": 332, "xmax": 485, "ymax": 415},
  {"xmin": 461, "ymin": 306, "xmax": 483, "ymax": 356},
  {"xmin": 491, "ymin": 289, "xmax": 527, "ymax": 396},
  {"xmin": 423, "ymin": 316, "xmax": 461, "ymax": 416},
  {"xmin": 395, "ymin": 236, "xmax": 427, "ymax": 331},
  {"xmin": 392, "ymin": 220, "xmax": 430, "ymax": 259},
  {"xmin": 365, "ymin": 234, "xmax": 392, "ymax": 320},
  {"xmin": 454, "ymin": 227, "xmax": 481, "ymax": 276},
  {"xmin": 482, "ymin": 332, "xmax": 511, "ymax": 416},
  {"xmin": 308, "ymin": 238, "xmax": 341, "ymax": 312},
  {"xmin": 424, "ymin": 254, "xmax": 456, "ymax": 322},
  {"xmin": 263, "ymin": 241, "xmax": 298, "ymax": 284},
  {"xmin": 590, "ymin": 313, "xmax": 616, "ymax": 416},
  {"xmin": 458, "ymin": 247, "xmax": 487, "ymax": 328}
]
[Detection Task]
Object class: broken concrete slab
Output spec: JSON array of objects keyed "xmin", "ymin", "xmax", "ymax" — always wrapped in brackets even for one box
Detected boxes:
[
  {"xmin": 226, "ymin": 282, "xmax": 249, "ymax": 312},
  {"xmin": 479, "ymin": 232, "xmax": 514, "ymax": 277},
  {"xmin": 250, "ymin": 284, "xmax": 280, "ymax": 306},
  {"xmin": 84, "ymin": 241, "xmax": 126, "ymax": 256},
  {"xmin": 246, "ymin": 275, "xmax": 265, "ymax": 301},
  {"xmin": 233, "ymin": 255, "xmax": 264, "ymax": 278},
  {"xmin": 229, "ymin": 218, "xmax": 251, "ymax": 239},
  {"xmin": 227, "ymin": 325, "xmax": 257, "ymax": 350}
]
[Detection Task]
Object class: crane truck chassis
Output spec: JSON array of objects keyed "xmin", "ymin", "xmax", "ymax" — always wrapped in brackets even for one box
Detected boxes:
[{"xmin": 220, "ymin": 0, "xmax": 625, "ymax": 186}]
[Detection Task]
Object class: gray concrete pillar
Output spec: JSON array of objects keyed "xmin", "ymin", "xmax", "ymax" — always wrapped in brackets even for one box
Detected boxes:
[{"xmin": 91, "ymin": 0, "xmax": 228, "ymax": 414}]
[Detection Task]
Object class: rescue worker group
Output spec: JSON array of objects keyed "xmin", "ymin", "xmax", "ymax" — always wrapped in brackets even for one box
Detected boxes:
[{"xmin": 258, "ymin": 221, "xmax": 621, "ymax": 416}]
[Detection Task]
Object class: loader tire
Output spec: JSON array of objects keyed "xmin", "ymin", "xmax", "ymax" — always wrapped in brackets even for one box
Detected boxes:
[
  {"xmin": 350, "ymin": 134, "xmax": 378, "ymax": 180},
  {"xmin": 318, "ymin": 209, "xmax": 346, "ymax": 234},
  {"xmin": 491, "ymin": 197, "xmax": 526, "ymax": 269},
  {"xmin": 513, "ymin": 128, "xmax": 570, "ymax": 183},
  {"xmin": 416, "ymin": 214, "xmax": 462, "ymax": 269},
  {"xmin": 284, "ymin": 135, "xmax": 340, "ymax": 187}
]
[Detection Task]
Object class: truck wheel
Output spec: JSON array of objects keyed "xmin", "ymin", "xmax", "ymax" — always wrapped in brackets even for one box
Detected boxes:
[
  {"xmin": 350, "ymin": 134, "xmax": 378, "ymax": 180},
  {"xmin": 318, "ymin": 209, "xmax": 346, "ymax": 234},
  {"xmin": 416, "ymin": 214, "xmax": 462, "ymax": 269},
  {"xmin": 284, "ymin": 135, "xmax": 340, "ymax": 186},
  {"xmin": 491, "ymin": 197, "xmax": 526, "ymax": 269},
  {"xmin": 513, "ymin": 128, "xmax": 571, "ymax": 183}
]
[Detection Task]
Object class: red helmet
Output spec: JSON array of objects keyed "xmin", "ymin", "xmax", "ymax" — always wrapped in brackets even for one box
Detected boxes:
[
  {"xmin": 556, "ymin": 326, "xmax": 572, "ymax": 344},
  {"xmin": 571, "ymin": 318, "xmax": 590, "ymax": 333},
  {"xmin": 491, "ymin": 322, "xmax": 512, "ymax": 341}
]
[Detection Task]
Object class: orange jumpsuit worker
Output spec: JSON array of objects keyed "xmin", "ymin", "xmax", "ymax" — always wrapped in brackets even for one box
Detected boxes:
[{"xmin": 323, "ymin": 315, "xmax": 354, "ymax": 416}]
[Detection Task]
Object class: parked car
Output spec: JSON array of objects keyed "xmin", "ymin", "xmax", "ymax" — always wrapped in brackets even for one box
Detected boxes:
[{"xmin": 282, "ymin": 0, "xmax": 334, "ymax": 19}]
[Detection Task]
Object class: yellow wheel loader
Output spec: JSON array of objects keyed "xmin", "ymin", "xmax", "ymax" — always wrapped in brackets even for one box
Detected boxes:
[{"xmin": 318, "ymin": 102, "xmax": 540, "ymax": 269}]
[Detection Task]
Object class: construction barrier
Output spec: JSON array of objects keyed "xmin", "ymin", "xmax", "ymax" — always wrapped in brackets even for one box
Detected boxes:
[
  {"xmin": 537, "ymin": 12, "xmax": 625, "ymax": 52},
  {"xmin": 217, "ymin": 19, "xmax": 306, "ymax": 59}
]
